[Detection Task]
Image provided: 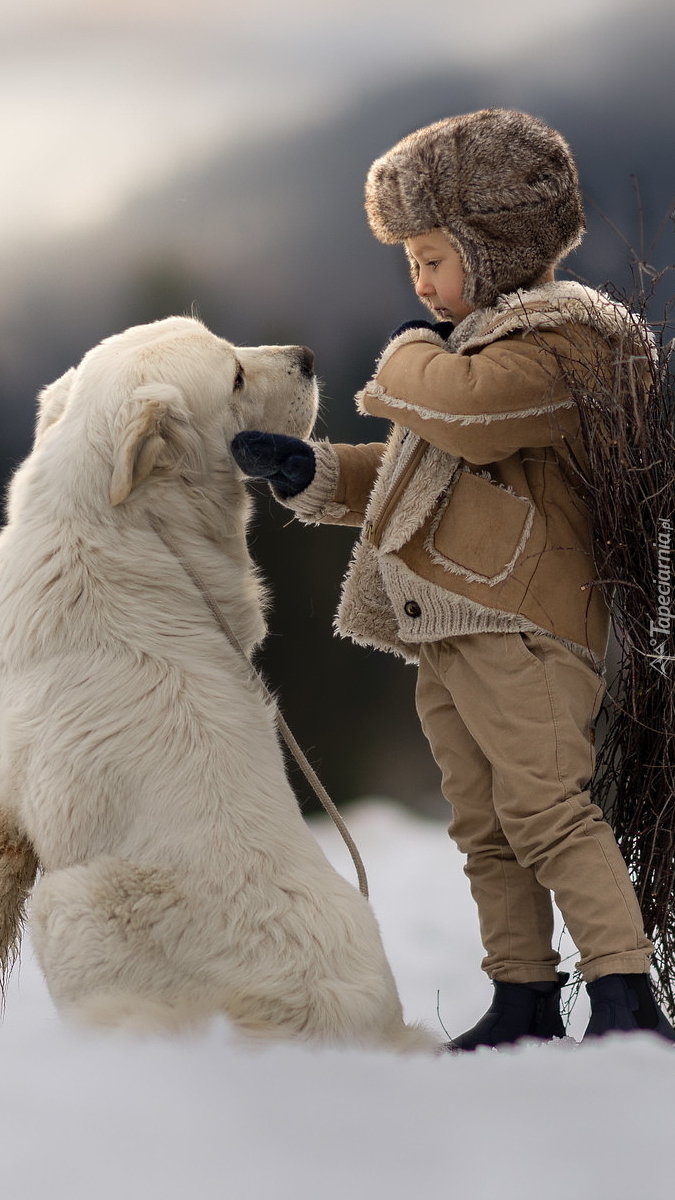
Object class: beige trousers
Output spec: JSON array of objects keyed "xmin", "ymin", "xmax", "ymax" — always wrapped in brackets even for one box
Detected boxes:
[{"xmin": 416, "ymin": 632, "xmax": 653, "ymax": 983}]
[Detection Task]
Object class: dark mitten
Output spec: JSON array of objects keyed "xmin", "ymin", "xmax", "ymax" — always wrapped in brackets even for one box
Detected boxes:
[
  {"xmin": 430, "ymin": 320, "xmax": 455, "ymax": 339},
  {"xmin": 386, "ymin": 319, "xmax": 455, "ymax": 346},
  {"xmin": 231, "ymin": 431, "xmax": 316, "ymax": 498}
]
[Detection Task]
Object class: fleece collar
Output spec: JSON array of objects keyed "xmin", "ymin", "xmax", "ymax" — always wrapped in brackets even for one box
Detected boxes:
[{"xmin": 448, "ymin": 281, "xmax": 642, "ymax": 354}]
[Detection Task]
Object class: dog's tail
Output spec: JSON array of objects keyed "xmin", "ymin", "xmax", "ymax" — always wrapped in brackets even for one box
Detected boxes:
[{"xmin": 0, "ymin": 820, "xmax": 39, "ymax": 1004}]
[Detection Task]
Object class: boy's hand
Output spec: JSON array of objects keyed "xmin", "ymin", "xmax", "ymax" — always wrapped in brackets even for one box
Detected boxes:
[
  {"xmin": 386, "ymin": 319, "xmax": 455, "ymax": 345},
  {"xmin": 231, "ymin": 431, "xmax": 316, "ymax": 498}
]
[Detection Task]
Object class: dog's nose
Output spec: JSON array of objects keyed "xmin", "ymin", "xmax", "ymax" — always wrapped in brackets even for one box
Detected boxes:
[{"xmin": 297, "ymin": 346, "xmax": 315, "ymax": 378}]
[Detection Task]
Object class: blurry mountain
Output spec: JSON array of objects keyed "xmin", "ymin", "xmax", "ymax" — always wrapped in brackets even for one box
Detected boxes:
[{"xmin": 0, "ymin": 27, "xmax": 673, "ymax": 812}]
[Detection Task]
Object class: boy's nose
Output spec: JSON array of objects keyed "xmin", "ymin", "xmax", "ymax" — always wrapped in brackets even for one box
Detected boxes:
[{"xmin": 415, "ymin": 272, "xmax": 433, "ymax": 297}]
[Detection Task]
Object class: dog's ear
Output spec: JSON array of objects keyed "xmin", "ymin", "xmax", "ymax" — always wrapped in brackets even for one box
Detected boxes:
[
  {"xmin": 34, "ymin": 368, "xmax": 76, "ymax": 445},
  {"xmin": 109, "ymin": 384, "xmax": 190, "ymax": 506}
]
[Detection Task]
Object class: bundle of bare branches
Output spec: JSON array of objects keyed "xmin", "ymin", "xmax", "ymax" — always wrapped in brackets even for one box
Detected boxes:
[{"xmin": 562, "ymin": 278, "xmax": 675, "ymax": 1015}]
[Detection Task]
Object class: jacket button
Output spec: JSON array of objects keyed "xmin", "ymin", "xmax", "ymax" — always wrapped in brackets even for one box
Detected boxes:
[{"xmin": 404, "ymin": 600, "xmax": 421, "ymax": 618}]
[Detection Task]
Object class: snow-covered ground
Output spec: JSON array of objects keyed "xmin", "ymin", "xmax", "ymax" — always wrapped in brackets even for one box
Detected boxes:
[{"xmin": 2, "ymin": 801, "xmax": 673, "ymax": 1199}]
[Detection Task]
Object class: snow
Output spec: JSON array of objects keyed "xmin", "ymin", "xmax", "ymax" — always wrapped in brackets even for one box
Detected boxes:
[{"xmin": 2, "ymin": 801, "xmax": 673, "ymax": 1199}]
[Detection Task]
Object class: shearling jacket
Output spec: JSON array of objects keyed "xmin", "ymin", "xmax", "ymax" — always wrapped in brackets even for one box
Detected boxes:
[{"xmin": 282, "ymin": 282, "xmax": 647, "ymax": 664}]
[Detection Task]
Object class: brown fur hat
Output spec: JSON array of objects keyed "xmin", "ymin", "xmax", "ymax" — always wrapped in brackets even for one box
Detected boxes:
[{"xmin": 365, "ymin": 108, "xmax": 585, "ymax": 308}]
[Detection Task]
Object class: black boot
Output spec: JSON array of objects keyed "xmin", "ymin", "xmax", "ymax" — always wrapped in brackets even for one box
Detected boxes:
[
  {"xmin": 446, "ymin": 973, "xmax": 568, "ymax": 1052},
  {"xmin": 584, "ymin": 973, "xmax": 675, "ymax": 1042}
]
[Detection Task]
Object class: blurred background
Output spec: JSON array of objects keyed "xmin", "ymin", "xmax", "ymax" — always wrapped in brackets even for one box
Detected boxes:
[{"xmin": 1, "ymin": 0, "xmax": 673, "ymax": 816}]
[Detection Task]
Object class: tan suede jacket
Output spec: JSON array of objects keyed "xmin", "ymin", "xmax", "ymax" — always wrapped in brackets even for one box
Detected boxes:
[{"xmin": 284, "ymin": 283, "xmax": 646, "ymax": 664}]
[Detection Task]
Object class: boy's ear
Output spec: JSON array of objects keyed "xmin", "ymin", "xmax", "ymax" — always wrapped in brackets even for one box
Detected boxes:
[{"xmin": 109, "ymin": 383, "xmax": 189, "ymax": 506}]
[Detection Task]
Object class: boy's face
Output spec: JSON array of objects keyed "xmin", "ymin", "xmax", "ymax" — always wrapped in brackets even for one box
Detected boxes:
[{"xmin": 405, "ymin": 231, "xmax": 474, "ymax": 324}]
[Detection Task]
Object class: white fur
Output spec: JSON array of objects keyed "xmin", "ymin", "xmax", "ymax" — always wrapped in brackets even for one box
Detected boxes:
[{"xmin": 0, "ymin": 316, "xmax": 436, "ymax": 1051}]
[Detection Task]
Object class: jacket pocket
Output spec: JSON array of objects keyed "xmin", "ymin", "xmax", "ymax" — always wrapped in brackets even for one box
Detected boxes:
[{"xmin": 428, "ymin": 470, "xmax": 534, "ymax": 586}]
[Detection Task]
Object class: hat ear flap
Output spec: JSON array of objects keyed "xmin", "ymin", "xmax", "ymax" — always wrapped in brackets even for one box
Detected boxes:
[{"xmin": 109, "ymin": 383, "xmax": 188, "ymax": 506}]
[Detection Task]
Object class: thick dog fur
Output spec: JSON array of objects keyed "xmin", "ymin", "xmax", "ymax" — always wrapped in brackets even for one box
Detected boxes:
[{"xmin": 0, "ymin": 316, "xmax": 436, "ymax": 1051}]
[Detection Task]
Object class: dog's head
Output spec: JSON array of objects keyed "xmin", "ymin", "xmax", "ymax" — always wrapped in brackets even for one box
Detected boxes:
[{"xmin": 33, "ymin": 316, "xmax": 318, "ymax": 507}]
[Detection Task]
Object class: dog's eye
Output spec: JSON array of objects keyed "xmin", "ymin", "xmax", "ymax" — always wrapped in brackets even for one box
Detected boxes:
[{"xmin": 233, "ymin": 364, "xmax": 245, "ymax": 393}]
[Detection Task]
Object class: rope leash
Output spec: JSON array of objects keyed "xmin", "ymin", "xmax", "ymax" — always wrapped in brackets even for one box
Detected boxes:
[{"xmin": 147, "ymin": 514, "xmax": 369, "ymax": 899}]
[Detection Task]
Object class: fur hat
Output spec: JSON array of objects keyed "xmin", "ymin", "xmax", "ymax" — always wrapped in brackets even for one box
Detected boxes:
[{"xmin": 365, "ymin": 108, "xmax": 585, "ymax": 308}]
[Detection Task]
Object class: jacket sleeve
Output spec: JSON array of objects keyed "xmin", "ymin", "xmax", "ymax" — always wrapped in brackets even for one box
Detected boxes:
[
  {"xmin": 277, "ymin": 440, "xmax": 385, "ymax": 528},
  {"xmin": 358, "ymin": 326, "xmax": 595, "ymax": 465}
]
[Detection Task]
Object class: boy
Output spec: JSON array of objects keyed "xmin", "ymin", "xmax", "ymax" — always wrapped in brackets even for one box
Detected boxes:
[{"xmin": 232, "ymin": 109, "xmax": 675, "ymax": 1048}]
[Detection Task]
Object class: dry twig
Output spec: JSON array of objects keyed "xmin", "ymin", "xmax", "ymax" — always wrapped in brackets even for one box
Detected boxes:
[{"xmin": 559, "ymin": 269, "xmax": 675, "ymax": 1016}]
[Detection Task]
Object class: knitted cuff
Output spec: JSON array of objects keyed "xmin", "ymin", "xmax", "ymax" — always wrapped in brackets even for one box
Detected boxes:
[{"xmin": 273, "ymin": 441, "xmax": 348, "ymax": 523}]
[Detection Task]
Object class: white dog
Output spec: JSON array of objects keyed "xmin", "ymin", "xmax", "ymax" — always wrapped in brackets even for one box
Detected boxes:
[{"xmin": 0, "ymin": 316, "xmax": 435, "ymax": 1051}]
